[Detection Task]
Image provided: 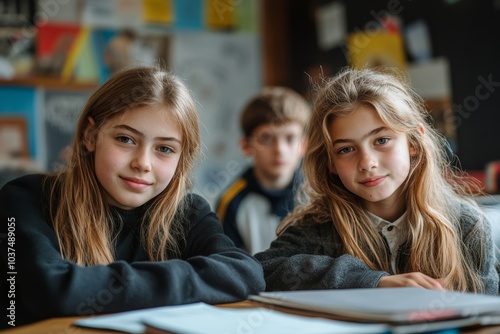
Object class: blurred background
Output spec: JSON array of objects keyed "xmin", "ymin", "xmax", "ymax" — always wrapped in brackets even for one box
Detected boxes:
[{"xmin": 0, "ymin": 0, "xmax": 499, "ymax": 205}]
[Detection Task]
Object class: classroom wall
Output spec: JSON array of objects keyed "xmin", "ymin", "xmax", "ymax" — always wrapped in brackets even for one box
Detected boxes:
[{"xmin": 0, "ymin": 0, "xmax": 263, "ymax": 204}]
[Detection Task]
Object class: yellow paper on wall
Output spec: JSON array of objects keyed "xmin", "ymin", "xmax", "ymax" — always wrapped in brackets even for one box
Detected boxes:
[
  {"xmin": 205, "ymin": 0, "xmax": 236, "ymax": 29},
  {"xmin": 143, "ymin": 0, "xmax": 173, "ymax": 25},
  {"xmin": 347, "ymin": 31, "xmax": 406, "ymax": 70}
]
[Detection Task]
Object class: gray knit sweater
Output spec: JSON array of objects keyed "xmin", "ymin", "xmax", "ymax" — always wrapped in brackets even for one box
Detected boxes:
[{"xmin": 255, "ymin": 203, "xmax": 499, "ymax": 295}]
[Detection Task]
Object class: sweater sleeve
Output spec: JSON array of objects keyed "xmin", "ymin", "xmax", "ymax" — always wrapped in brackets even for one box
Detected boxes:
[
  {"xmin": 0, "ymin": 175, "xmax": 265, "ymax": 327},
  {"xmin": 254, "ymin": 222, "xmax": 388, "ymax": 291},
  {"xmin": 460, "ymin": 205, "xmax": 499, "ymax": 295}
]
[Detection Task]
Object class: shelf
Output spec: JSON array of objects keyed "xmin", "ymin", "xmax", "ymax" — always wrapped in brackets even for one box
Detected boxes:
[{"xmin": 0, "ymin": 76, "xmax": 96, "ymax": 91}]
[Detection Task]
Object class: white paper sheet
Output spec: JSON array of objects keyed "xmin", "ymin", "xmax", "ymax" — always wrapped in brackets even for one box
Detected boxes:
[{"xmin": 75, "ymin": 302, "xmax": 389, "ymax": 334}]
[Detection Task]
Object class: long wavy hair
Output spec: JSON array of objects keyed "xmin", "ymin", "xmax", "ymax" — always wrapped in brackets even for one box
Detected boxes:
[
  {"xmin": 46, "ymin": 67, "xmax": 201, "ymax": 266},
  {"xmin": 280, "ymin": 67, "xmax": 486, "ymax": 292}
]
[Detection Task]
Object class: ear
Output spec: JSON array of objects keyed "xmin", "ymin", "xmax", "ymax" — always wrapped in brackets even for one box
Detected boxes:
[
  {"xmin": 239, "ymin": 137, "xmax": 254, "ymax": 158},
  {"xmin": 83, "ymin": 117, "xmax": 96, "ymax": 152},
  {"xmin": 409, "ymin": 124, "xmax": 425, "ymax": 157}
]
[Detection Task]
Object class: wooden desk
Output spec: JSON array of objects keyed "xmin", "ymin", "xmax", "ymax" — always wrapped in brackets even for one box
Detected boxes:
[{"xmin": 2, "ymin": 300, "xmax": 500, "ymax": 334}]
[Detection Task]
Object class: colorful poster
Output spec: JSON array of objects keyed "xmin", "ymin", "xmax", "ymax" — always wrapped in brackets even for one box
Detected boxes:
[
  {"xmin": 73, "ymin": 29, "xmax": 100, "ymax": 83},
  {"xmin": 0, "ymin": 87, "xmax": 38, "ymax": 159},
  {"xmin": 36, "ymin": 23, "xmax": 81, "ymax": 77}
]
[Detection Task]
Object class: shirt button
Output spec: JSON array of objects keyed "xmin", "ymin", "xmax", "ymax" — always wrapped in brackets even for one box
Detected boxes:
[{"xmin": 387, "ymin": 225, "xmax": 394, "ymax": 232}]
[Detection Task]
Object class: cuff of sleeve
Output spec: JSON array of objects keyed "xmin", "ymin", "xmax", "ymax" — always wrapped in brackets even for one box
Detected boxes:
[{"xmin": 352, "ymin": 271, "xmax": 389, "ymax": 289}]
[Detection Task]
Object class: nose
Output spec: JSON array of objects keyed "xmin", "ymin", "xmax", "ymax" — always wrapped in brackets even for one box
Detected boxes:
[
  {"xmin": 131, "ymin": 147, "xmax": 152, "ymax": 172},
  {"xmin": 273, "ymin": 137, "xmax": 287, "ymax": 154},
  {"xmin": 358, "ymin": 149, "xmax": 378, "ymax": 171}
]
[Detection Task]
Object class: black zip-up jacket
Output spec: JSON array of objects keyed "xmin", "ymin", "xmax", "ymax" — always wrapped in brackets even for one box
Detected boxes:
[{"xmin": 0, "ymin": 174, "xmax": 265, "ymax": 329}]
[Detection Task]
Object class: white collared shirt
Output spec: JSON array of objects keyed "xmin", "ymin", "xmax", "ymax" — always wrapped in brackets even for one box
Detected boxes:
[{"xmin": 366, "ymin": 210, "xmax": 407, "ymax": 273}]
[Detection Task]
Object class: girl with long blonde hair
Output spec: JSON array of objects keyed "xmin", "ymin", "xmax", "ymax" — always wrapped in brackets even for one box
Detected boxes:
[
  {"xmin": 256, "ymin": 67, "xmax": 498, "ymax": 294},
  {"xmin": 0, "ymin": 67, "xmax": 264, "ymax": 328}
]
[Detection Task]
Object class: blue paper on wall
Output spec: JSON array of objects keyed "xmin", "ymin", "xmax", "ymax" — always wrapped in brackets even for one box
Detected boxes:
[{"xmin": 174, "ymin": 0, "xmax": 203, "ymax": 30}]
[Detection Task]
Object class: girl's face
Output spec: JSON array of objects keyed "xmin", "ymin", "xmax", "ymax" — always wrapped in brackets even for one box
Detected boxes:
[
  {"xmin": 328, "ymin": 105, "xmax": 416, "ymax": 220},
  {"xmin": 84, "ymin": 106, "xmax": 182, "ymax": 210}
]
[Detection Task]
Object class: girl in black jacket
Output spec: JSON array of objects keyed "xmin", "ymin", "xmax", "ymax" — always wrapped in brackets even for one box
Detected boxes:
[{"xmin": 0, "ymin": 67, "xmax": 264, "ymax": 328}]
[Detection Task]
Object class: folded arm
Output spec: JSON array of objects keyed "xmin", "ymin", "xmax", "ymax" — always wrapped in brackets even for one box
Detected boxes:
[
  {"xmin": 0, "ymin": 176, "xmax": 265, "ymax": 326},
  {"xmin": 255, "ymin": 223, "xmax": 388, "ymax": 291}
]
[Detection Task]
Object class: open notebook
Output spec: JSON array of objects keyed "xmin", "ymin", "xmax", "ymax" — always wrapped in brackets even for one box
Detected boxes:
[
  {"xmin": 74, "ymin": 289, "xmax": 500, "ymax": 334},
  {"xmin": 250, "ymin": 287, "xmax": 500, "ymax": 330},
  {"xmin": 75, "ymin": 303, "xmax": 390, "ymax": 334}
]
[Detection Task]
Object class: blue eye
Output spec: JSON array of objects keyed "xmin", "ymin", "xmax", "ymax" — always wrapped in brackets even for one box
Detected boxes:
[
  {"xmin": 158, "ymin": 146, "xmax": 173, "ymax": 154},
  {"xmin": 117, "ymin": 136, "xmax": 133, "ymax": 144},
  {"xmin": 338, "ymin": 147, "xmax": 353, "ymax": 154},
  {"xmin": 376, "ymin": 138, "xmax": 389, "ymax": 145}
]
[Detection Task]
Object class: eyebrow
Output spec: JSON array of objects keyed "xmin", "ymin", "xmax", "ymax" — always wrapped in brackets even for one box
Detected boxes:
[
  {"xmin": 113, "ymin": 124, "xmax": 182, "ymax": 144},
  {"xmin": 331, "ymin": 126, "xmax": 388, "ymax": 146}
]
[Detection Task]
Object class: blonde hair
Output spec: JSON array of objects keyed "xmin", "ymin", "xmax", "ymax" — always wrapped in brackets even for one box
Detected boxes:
[
  {"xmin": 280, "ymin": 67, "xmax": 486, "ymax": 292},
  {"xmin": 46, "ymin": 67, "xmax": 200, "ymax": 266}
]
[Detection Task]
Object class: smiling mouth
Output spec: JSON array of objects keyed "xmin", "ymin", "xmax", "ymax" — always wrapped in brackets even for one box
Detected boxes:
[
  {"xmin": 121, "ymin": 177, "xmax": 152, "ymax": 190},
  {"xmin": 360, "ymin": 176, "xmax": 386, "ymax": 187}
]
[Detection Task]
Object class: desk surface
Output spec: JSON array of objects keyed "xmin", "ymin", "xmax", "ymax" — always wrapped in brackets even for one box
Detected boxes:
[{"xmin": 2, "ymin": 300, "xmax": 500, "ymax": 334}]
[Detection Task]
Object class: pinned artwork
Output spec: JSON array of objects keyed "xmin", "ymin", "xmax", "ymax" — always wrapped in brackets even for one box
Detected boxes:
[
  {"xmin": 347, "ymin": 31, "xmax": 406, "ymax": 70},
  {"xmin": 0, "ymin": 117, "xmax": 28, "ymax": 158}
]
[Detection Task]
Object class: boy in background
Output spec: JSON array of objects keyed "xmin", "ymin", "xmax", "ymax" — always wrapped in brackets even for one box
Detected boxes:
[{"xmin": 215, "ymin": 86, "xmax": 310, "ymax": 254}]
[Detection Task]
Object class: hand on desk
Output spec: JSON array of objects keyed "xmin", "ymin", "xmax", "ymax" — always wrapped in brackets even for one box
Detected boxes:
[{"xmin": 378, "ymin": 272, "xmax": 446, "ymax": 290}]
